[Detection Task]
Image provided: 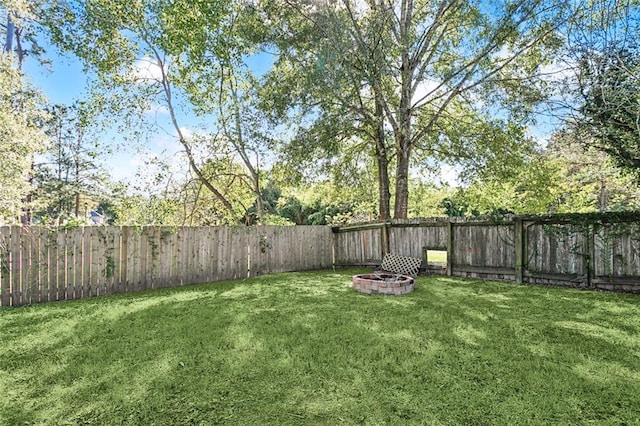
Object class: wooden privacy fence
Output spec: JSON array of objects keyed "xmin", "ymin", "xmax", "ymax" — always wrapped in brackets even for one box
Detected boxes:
[
  {"xmin": 332, "ymin": 213, "xmax": 640, "ymax": 293},
  {"xmin": 0, "ymin": 225, "xmax": 333, "ymax": 307}
]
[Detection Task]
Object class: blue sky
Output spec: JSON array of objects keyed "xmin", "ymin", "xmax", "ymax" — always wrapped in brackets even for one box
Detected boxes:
[
  {"xmin": 24, "ymin": 51, "xmax": 151, "ymax": 184},
  {"xmin": 24, "ymin": 51, "xmax": 210, "ymax": 187},
  {"xmin": 24, "ymin": 56, "xmax": 87, "ymax": 105},
  {"xmin": 23, "ymin": 41, "xmax": 282, "ymax": 189},
  {"xmin": 22, "ymin": 34, "xmax": 561, "ymax": 191}
]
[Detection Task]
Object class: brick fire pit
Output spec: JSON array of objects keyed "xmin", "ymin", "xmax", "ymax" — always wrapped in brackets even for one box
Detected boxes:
[{"xmin": 352, "ymin": 273, "xmax": 415, "ymax": 295}]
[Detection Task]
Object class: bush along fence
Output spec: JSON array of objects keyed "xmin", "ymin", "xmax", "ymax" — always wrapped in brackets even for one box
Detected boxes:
[
  {"xmin": 332, "ymin": 212, "xmax": 640, "ymax": 293},
  {"xmin": 0, "ymin": 225, "xmax": 333, "ymax": 307}
]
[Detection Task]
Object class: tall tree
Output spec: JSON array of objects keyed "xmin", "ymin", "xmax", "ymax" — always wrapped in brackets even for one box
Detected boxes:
[
  {"xmin": 38, "ymin": 0, "xmax": 271, "ymax": 223},
  {"xmin": 262, "ymin": 0, "xmax": 570, "ymax": 219},
  {"xmin": 2, "ymin": 0, "xmax": 47, "ymax": 68},
  {"xmin": 0, "ymin": 57, "xmax": 46, "ymax": 223},
  {"xmin": 577, "ymin": 47, "xmax": 640, "ymax": 178},
  {"xmin": 545, "ymin": 129, "xmax": 640, "ymax": 212},
  {"xmin": 33, "ymin": 103, "xmax": 110, "ymax": 223},
  {"xmin": 0, "ymin": 1, "xmax": 47, "ymax": 223},
  {"xmin": 557, "ymin": 0, "xmax": 640, "ymax": 180}
]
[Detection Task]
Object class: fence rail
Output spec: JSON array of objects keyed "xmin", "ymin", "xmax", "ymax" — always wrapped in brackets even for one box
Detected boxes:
[
  {"xmin": 0, "ymin": 225, "xmax": 333, "ymax": 307},
  {"xmin": 3, "ymin": 215, "xmax": 639, "ymax": 307},
  {"xmin": 332, "ymin": 214, "xmax": 640, "ymax": 293}
]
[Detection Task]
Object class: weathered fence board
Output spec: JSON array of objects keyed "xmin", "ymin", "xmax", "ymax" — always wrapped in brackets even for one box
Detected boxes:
[
  {"xmin": 0, "ymin": 225, "xmax": 333, "ymax": 307},
  {"xmin": 130, "ymin": 228, "xmax": 142, "ymax": 291},
  {"xmin": 182, "ymin": 227, "xmax": 193, "ymax": 284},
  {"xmin": 271, "ymin": 227, "xmax": 282, "ymax": 274},
  {"xmin": 20, "ymin": 227, "xmax": 31, "ymax": 304},
  {"xmin": 157, "ymin": 228, "xmax": 172, "ymax": 288},
  {"xmin": 389, "ymin": 225, "xmax": 448, "ymax": 259},
  {"xmin": 65, "ymin": 228, "xmax": 76, "ymax": 300},
  {"xmin": 111, "ymin": 227, "xmax": 123, "ymax": 293},
  {"xmin": 80, "ymin": 227, "xmax": 90, "ymax": 298},
  {"xmin": 43, "ymin": 229, "xmax": 54, "ymax": 303},
  {"xmin": 334, "ymin": 227, "xmax": 383, "ymax": 266},
  {"xmin": 452, "ymin": 224, "xmax": 515, "ymax": 270},
  {"xmin": 35, "ymin": 228, "xmax": 44, "ymax": 301},
  {"xmin": 334, "ymin": 215, "xmax": 640, "ymax": 292},
  {"xmin": 12, "ymin": 226, "xmax": 23, "ymax": 305},
  {"xmin": 526, "ymin": 224, "xmax": 585, "ymax": 276},
  {"xmin": 120, "ymin": 227, "xmax": 131, "ymax": 293},
  {"xmin": 54, "ymin": 230, "xmax": 64, "ymax": 302},
  {"xmin": 1, "ymin": 226, "xmax": 11, "ymax": 306},
  {"xmin": 92, "ymin": 227, "xmax": 102, "ymax": 297},
  {"xmin": 146, "ymin": 227, "xmax": 158, "ymax": 290},
  {"xmin": 594, "ymin": 224, "xmax": 640, "ymax": 279}
]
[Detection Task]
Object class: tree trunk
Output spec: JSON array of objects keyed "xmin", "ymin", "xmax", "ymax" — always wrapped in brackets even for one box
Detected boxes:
[
  {"xmin": 376, "ymin": 149, "xmax": 391, "ymax": 221},
  {"xmin": 74, "ymin": 191, "xmax": 80, "ymax": 218},
  {"xmin": 394, "ymin": 146, "xmax": 411, "ymax": 219},
  {"xmin": 4, "ymin": 12, "xmax": 14, "ymax": 54},
  {"xmin": 229, "ymin": 80, "xmax": 263, "ymax": 222},
  {"xmin": 393, "ymin": 63, "xmax": 414, "ymax": 220},
  {"xmin": 148, "ymin": 46, "xmax": 241, "ymax": 223},
  {"xmin": 254, "ymin": 179, "xmax": 264, "ymax": 221},
  {"xmin": 598, "ymin": 179, "xmax": 607, "ymax": 212},
  {"xmin": 374, "ymin": 96, "xmax": 391, "ymax": 221}
]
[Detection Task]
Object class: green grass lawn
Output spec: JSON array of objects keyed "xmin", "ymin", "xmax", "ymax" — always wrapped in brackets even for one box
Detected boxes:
[{"xmin": 1, "ymin": 269, "xmax": 640, "ymax": 425}]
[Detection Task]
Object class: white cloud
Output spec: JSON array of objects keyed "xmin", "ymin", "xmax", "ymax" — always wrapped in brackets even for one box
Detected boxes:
[
  {"xmin": 108, "ymin": 151, "xmax": 146, "ymax": 183},
  {"xmin": 412, "ymin": 78, "xmax": 442, "ymax": 108},
  {"xmin": 439, "ymin": 164, "xmax": 460, "ymax": 187},
  {"xmin": 538, "ymin": 58, "xmax": 575, "ymax": 84},
  {"xmin": 178, "ymin": 126, "xmax": 193, "ymax": 141},
  {"xmin": 144, "ymin": 104, "xmax": 170, "ymax": 116},
  {"xmin": 151, "ymin": 126, "xmax": 210, "ymax": 164},
  {"xmin": 131, "ymin": 57, "xmax": 165, "ymax": 83}
]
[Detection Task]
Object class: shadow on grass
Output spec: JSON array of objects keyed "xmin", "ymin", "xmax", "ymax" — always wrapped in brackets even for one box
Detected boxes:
[{"xmin": 1, "ymin": 269, "xmax": 640, "ymax": 424}]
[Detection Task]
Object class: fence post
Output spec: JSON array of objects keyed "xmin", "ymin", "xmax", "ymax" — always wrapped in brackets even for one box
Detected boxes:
[
  {"xmin": 381, "ymin": 222, "xmax": 390, "ymax": 258},
  {"xmin": 331, "ymin": 226, "xmax": 338, "ymax": 270},
  {"xmin": 515, "ymin": 217, "xmax": 523, "ymax": 284},
  {"xmin": 447, "ymin": 220, "xmax": 453, "ymax": 276},
  {"xmin": 585, "ymin": 224, "xmax": 595, "ymax": 288}
]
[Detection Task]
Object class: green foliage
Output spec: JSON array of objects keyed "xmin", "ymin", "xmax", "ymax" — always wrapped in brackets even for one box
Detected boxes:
[
  {"xmin": 108, "ymin": 154, "xmax": 259, "ymax": 227},
  {"xmin": 0, "ymin": 56, "xmax": 47, "ymax": 223},
  {"xmin": 278, "ymin": 179, "xmax": 379, "ymax": 224},
  {"xmin": 545, "ymin": 130, "xmax": 640, "ymax": 213},
  {"xmin": 578, "ymin": 47, "xmax": 640, "ymax": 179},
  {"xmin": 110, "ymin": 194, "xmax": 183, "ymax": 227},
  {"xmin": 277, "ymin": 196, "xmax": 340, "ymax": 225},
  {"xmin": 17, "ymin": 0, "xmax": 637, "ymax": 225},
  {"xmin": 522, "ymin": 211, "xmax": 640, "ymax": 225},
  {"xmin": 442, "ymin": 151, "xmax": 564, "ymax": 216},
  {"xmin": 261, "ymin": 0, "xmax": 571, "ymax": 218},
  {"xmin": 259, "ymin": 214, "xmax": 294, "ymax": 226},
  {"xmin": 35, "ymin": 0, "xmax": 270, "ymax": 223},
  {"xmin": 2, "ymin": 270, "xmax": 640, "ymax": 424},
  {"xmin": 439, "ymin": 196, "xmax": 476, "ymax": 217},
  {"xmin": 407, "ymin": 181, "xmax": 454, "ymax": 218},
  {"xmin": 32, "ymin": 103, "xmax": 111, "ymax": 224},
  {"xmin": 423, "ymin": 111, "xmax": 541, "ymax": 183},
  {"xmin": 103, "ymin": 255, "xmax": 115, "ymax": 279},
  {"xmin": 562, "ymin": 0, "xmax": 640, "ymax": 180},
  {"xmin": 438, "ymin": 126, "xmax": 640, "ymax": 217}
]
